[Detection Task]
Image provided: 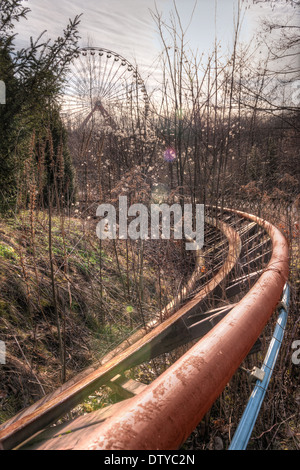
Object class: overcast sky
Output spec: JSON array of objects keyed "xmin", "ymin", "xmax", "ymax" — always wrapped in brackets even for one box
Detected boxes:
[{"xmin": 14, "ymin": 0, "xmax": 298, "ymax": 86}]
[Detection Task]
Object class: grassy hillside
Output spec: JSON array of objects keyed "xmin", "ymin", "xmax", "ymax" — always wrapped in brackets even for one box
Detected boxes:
[{"xmin": 0, "ymin": 208, "xmax": 187, "ymax": 423}]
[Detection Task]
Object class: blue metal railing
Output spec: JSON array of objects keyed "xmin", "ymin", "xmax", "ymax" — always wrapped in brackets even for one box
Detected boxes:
[{"xmin": 229, "ymin": 283, "xmax": 290, "ymax": 450}]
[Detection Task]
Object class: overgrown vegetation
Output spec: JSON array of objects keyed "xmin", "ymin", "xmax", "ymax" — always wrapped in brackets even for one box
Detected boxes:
[
  {"xmin": 0, "ymin": 0, "xmax": 299, "ymax": 450},
  {"xmin": 0, "ymin": 0, "xmax": 80, "ymax": 212},
  {"xmin": 0, "ymin": 208, "xmax": 186, "ymax": 420}
]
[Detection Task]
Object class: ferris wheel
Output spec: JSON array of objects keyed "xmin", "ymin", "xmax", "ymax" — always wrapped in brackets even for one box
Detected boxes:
[{"xmin": 60, "ymin": 47, "xmax": 150, "ymax": 134}]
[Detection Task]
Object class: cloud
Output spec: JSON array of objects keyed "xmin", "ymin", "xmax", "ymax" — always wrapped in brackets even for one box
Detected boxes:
[
  {"xmin": 15, "ymin": 0, "xmax": 165, "ymax": 85},
  {"xmin": 17, "ymin": 1, "xmax": 159, "ymax": 59}
]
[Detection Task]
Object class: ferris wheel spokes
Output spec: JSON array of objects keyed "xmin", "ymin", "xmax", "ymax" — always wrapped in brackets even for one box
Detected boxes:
[{"xmin": 61, "ymin": 47, "xmax": 150, "ymax": 133}]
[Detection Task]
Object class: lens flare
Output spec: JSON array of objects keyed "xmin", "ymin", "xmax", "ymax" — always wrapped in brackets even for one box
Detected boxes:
[{"xmin": 164, "ymin": 147, "xmax": 176, "ymax": 162}]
